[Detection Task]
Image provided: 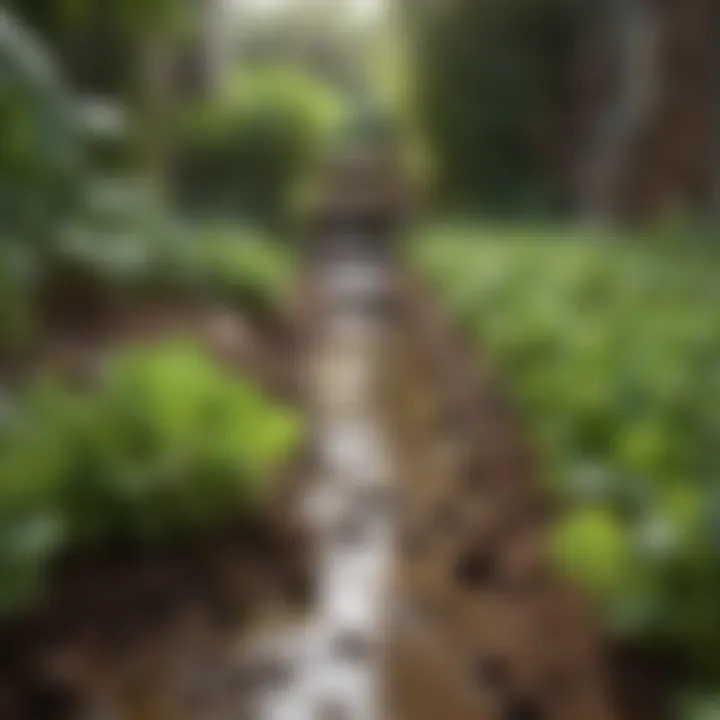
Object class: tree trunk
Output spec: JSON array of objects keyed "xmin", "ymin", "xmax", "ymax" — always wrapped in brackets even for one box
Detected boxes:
[
  {"xmin": 711, "ymin": 3, "xmax": 720, "ymax": 218},
  {"xmin": 134, "ymin": 30, "xmax": 177, "ymax": 195},
  {"xmin": 579, "ymin": 0, "xmax": 660, "ymax": 224}
]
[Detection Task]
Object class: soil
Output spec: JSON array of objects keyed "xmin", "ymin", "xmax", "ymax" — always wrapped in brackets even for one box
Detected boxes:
[{"xmin": 0, "ymin": 511, "xmax": 313, "ymax": 719}]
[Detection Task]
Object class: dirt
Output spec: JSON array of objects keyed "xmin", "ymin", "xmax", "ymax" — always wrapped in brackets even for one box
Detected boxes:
[{"xmin": 0, "ymin": 512, "xmax": 313, "ymax": 719}]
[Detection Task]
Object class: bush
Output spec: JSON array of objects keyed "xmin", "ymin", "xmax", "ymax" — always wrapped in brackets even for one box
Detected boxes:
[
  {"xmin": 0, "ymin": 11, "xmax": 187, "ymax": 344},
  {"xmin": 191, "ymin": 224, "xmax": 295, "ymax": 317},
  {"xmin": 0, "ymin": 12, "xmax": 298, "ymax": 345},
  {"xmin": 414, "ymin": 225, "xmax": 720, "ymax": 680},
  {"xmin": 177, "ymin": 65, "xmax": 345, "ymax": 227},
  {"xmin": 0, "ymin": 341, "xmax": 303, "ymax": 615},
  {"xmin": 0, "ymin": 8, "xmax": 86, "ymax": 247}
]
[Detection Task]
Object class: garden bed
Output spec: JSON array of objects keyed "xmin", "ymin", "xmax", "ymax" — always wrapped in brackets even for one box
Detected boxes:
[
  {"xmin": 0, "ymin": 230, "xmax": 314, "ymax": 718},
  {"xmin": 411, "ymin": 224, "xmax": 720, "ymax": 716}
]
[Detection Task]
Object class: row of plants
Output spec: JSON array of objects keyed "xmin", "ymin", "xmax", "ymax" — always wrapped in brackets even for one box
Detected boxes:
[
  {"xmin": 0, "ymin": 340, "xmax": 303, "ymax": 616},
  {"xmin": 0, "ymin": 206, "xmax": 296, "ymax": 351},
  {"xmin": 413, "ymin": 224, "xmax": 720, "ymax": 708}
]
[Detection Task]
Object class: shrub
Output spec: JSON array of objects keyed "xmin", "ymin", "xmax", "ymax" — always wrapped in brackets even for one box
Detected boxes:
[
  {"xmin": 0, "ymin": 11, "xmax": 185, "ymax": 344},
  {"xmin": 0, "ymin": 11, "xmax": 298, "ymax": 343},
  {"xmin": 0, "ymin": 341, "xmax": 303, "ymax": 615},
  {"xmin": 191, "ymin": 224, "xmax": 295, "ymax": 317},
  {"xmin": 0, "ymin": 7, "xmax": 86, "ymax": 248},
  {"xmin": 177, "ymin": 65, "xmax": 345, "ymax": 227}
]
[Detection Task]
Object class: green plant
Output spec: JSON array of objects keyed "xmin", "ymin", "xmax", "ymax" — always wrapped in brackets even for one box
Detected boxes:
[
  {"xmin": 0, "ymin": 341, "xmax": 303, "ymax": 614},
  {"xmin": 414, "ymin": 224, "xmax": 720, "ymax": 683},
  {"xmin": 191, "ymin": 225, "xmax": 295, "ymax": 316},
  {"xmin": 0, "ymin": 10, "xmax": 159, "ymax": 343},
  {"xmin": 0, "ymin": 7, "xmax": 86, "ymax": 247},
  {"xmin": 177, "ymin": 65, "xmax": 345, "ymax": 227},
  {"xmin": 67, "ymin": 340, "xmax": 302, "ymax": 541},
  {"xmin": 51, "ymin": 176, "xmax": 196, "ymax": 291},
  {"xmin": 0, "ymin": 9, "xmax": 297, "ymax": 337}
]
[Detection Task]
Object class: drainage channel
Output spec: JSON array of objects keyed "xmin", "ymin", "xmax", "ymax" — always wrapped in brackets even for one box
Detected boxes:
[{"xmin": 240, "ymin": 240, "xmax": 398, "ymax": 720}]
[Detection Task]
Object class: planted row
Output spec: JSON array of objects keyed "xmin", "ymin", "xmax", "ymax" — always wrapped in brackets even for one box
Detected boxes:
[{"xmin": 414, "ymin": 225, "xmax": 720, "ymax": 681}]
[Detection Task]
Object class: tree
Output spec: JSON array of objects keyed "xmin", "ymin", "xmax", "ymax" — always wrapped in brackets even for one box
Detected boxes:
[
  {"xmin": 578, "ymin": 0, "xmax": 660, "ymax": 223},
  {"xmin": 404, "ymin": 0, "xmax": 577, "ymax": 215},
  {"xmin": 712, "ymin": 3, "xmax": 720, "ymax": 218}
]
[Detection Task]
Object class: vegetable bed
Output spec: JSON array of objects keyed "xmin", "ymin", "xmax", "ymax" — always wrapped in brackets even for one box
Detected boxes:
[{"xmin": 413, "ymin": 224, "xmax": 720, "ymax": 704}]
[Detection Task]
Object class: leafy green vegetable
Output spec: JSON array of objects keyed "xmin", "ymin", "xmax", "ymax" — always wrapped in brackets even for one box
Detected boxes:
[
  {"xmin": 0, "ymin": 341, "xmax": 303, "ymax": 614},
  {"xmin": 414, "ymin": 224, "xmax": 720, "ymax": 681},
  {"xmin": 192, "ymin": 226, "xmax": 295, "ymax": 315},
  {"xmin": 553, "ymin": 508, "xmax": 633, "ymax": 602}
]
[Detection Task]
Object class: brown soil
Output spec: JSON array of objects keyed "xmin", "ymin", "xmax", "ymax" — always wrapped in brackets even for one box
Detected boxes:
[{"xmin": 0, "ymin": 508, "xmax": 313, "ymax": 719}]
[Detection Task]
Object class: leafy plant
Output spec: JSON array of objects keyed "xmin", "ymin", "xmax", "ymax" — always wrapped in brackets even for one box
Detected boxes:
[
  {"xmin": 0, "ymin": 341, "xmax": 303, "ymax": 614},
  {"xmin": 177, "ymin": 64, "xmax": 345, "ymax": 227},
  {"xmin": 0, "ymin": 9, "xmax": 298, "ymax": 343},
  {"xmin": 414, "ymin": 224, "xmax": 720, "ymax": 681},
  {"xmin": 0, "ymin": 7, "xmax": 86, "ymax": 248},
  {"xmin": 191, "ymin": 225, "xmax": 295, "ymax": 316}
]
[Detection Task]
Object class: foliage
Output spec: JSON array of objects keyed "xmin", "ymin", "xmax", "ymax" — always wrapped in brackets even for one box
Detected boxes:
[
  {"xmin": 0, "ymin": 241, "xmax": 38, "ymax": 350},
  {"xmin": 404, "ymin": 0, "xmax": 576, "ymax": 214},
  {"xmin": 54, "ymin": 207, "xmax": 296, "ymax": 321},
  {"xmin": 0, "ymin": 10, "xmax": 301, "ymax": 620},
  {"xmin": 191, "ymin": 225, "xmax": 295, "ymax": 317},
  {"xmin": 56, "ymin": 203, "xmax": 295, "ymax": 315},
  {"xmin": 9, "ymin": 0, "xmax": 189, "ymax": 95},
  {"xmin": 0, "ymin": 9, "xmax": 79, "ymax": 347},
  {"xmin": 177, "ymin": 65, "xmax": 345, "ymax": 227},
  {"xmin": 0, "ymin": 11, "xmax": 295, "ymax": 348},
  {"xmin": 0, "ymin": 4, "xmax": 179, "ymax": 259},
  {"xmin": 677, "ymin": 692, "xmax": 720, "ymax": 720},
  {"xmin": 0, "ymin": 7, "xmax": 86, "ymax": 247},
  {"xmin": 414, "ymin": 225, "xmax": 720, "ymax": 678},
  {"xmin": 0, "ymin": 341, "xmax": 302, "ymax": 615}
]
